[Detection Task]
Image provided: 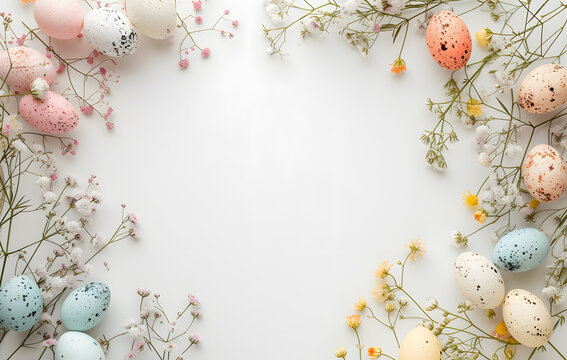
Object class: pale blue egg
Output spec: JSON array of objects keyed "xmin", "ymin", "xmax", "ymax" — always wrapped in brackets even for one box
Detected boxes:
[
  {"xmin": 0, "ymin": 275, "xmax": 43, "ymax": 331},
  {"xmin": 60, "ymin": 282, "xmax": 110, "ymax": 331},
  {"xmin": 493, "ymin": 228, "xmax": 550, "ymax": 272},
  {"xmin": 55, "ymin": 331, "xmax": 105, "ymax": 360}
]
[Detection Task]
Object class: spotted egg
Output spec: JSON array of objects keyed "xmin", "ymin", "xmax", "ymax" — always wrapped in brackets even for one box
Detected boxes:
[
  {"xmin": 0, "ymin": 275, "xmax": 43, "ymax": 332},
  {"xmin": 125, "ymin": 0, "xmax": 177, "ymax": 40},
  {"xmin": 426, "ymin": 11, "xmax": 472, "ymax": 70},
  {"xmin": 518, "ymin": 64, "xmax": 567, "ymax": 114},
  {"xmin": 522, "ymin": 144, "xmax": 567, "ymax": 202},
  {"xmin": 454, "ymin": 252, "xmax": 505, "ymax": 309},
  {"xmin": 83, "ymin": 8, "xmax": 139, "ymax": 57},
  {"xmin": 503, "ymin": 289, "xmax": 552, "ymax": 347},
  {"xmin": 398, "ymin": 326, "xmax": 442, "ymax": 360},
  {"xmin": 55, "ymin": 331, "xmax": 105, "ymax": 360},
  {"xmin": 493, "ymin": 228, "xmax": 550, "ymax": 272},
  {"xmin": 19, "ymin": 91, "xmax": 79, "ymax": 134},
  {"xmin": 61, "ymin": 282, "xmax": 110, "ymax": 331},
  {"xmin": 0, "ymin": 46, "xmax": 56, "ymax": 94},
  {"xmin": 33, "ymin": 0, "xmax": 84, "ymax": 40}
]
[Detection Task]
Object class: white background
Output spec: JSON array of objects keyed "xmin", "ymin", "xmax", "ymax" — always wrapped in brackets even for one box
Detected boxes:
[{"xmin": 2, "ymin": 1, "xmax": 566, "ymax": 359}]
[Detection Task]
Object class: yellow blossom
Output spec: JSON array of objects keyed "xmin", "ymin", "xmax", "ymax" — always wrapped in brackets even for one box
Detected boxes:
[
  {"xmin": 474, "ymin": 210, "xmax": 487, "ymax": 224},
  {"xmin": 372, "ymin": 280, "xmax": 393, "ymax": 303},
  {"xmin": 462, "ymin": 190, "xmax": 478, "ymax": 209},
  {"xmin": 374, "ymin": 261, "xmax": 393, "ymax": 279},
  {"xmin": 20, "ymin": 0, "xmax": 35, "ymax": 3},
  {"xmin": 389, "ymin": 57, "xmax": 406, "ymax": 74},
  {"xmin": 354, "ymin": 296, "xmax": 367, "ymax": 311},
  {"xmin": 475, "ymin": 28, "xmax": 493, "ymax": 47},
  {"xmin": 404, "ymin": 239, "xmax": 426, "ymax": 262},
  {"xmin": 466, "ymin": 99, "xmax": 483, "ymax": 117},
  {"xmin": 346, "ymin": 314, "xmax": 361, "ymax": 329},
  {"xmin": 335, "ymin": 346, "xmax": 347, "ymax": 358},
  {"xmin": 368, "ymin": 347, "xmax": 382, "ymax": 359},
  {"xmin": 529, "ymin": 198, "xmax": 540, "ymax": 209},
  {"xmin": 384, "ymin": 301, "xmax": 397, "ymax": 313}
]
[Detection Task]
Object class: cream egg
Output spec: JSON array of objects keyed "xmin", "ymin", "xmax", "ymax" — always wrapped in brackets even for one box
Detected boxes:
[
  {"xmin": 454, "ymin": 252, "xmax": 505, "ymax": 309},
  {"xmin": 522, "ymin": 144, "xmax": 567, "ymax": 202},
  {"xmin": 518, "ymin": 64, "xmax": 567, "ymax": 114},
  {"xmin": 0, "ymin": 46, "xmax": 55, "ymax": 94},
  {"xmin": 426, "ymin": 11, "xmax": 472, "ymax": 70},
  {"xmin": 503, "ymin": 289, "xmax": 552, "ymax": 347},
  {"xmin": 398, "ymin": 326, "xmax": 442, "ymax": 360},
  {"xmin": 125, "ymin": 0, "xmax": 177, "ymax": 39},
  {"xmin": 83, "ymin": 8, "xmax": 139, "ymax": 57},
  {"xmin": 33, "ymin": 0, "xmax": 84, "ymax": 40}
]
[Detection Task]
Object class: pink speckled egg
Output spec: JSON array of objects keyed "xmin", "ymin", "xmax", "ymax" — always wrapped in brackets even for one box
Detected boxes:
[
  {"xmin": 522, "ymin": 144, "xmax": 567, "ymax": 202},
  {"xmin": 19, "ymin": 91, "xmax": 79, "ymax": 134},
  {"xmin": 0, "ymin": 46, "xmax": 56, "ymax": 94},
  {"xmin": 426, "ymin": 11, "xmax": 472, "ymax": 70},
  {"xmin": 518, "ymin": 64, "xmax": 567, "ymax": 114},
  {"xmin": 33, "ymin": 0, "xmax": 84, "ymax": 40}
]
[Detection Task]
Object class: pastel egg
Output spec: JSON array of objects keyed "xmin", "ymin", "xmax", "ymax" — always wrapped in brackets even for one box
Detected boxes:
[
  {"xmin": 503, "ymin": 289, "xmax": 552, "ymax": 347},
  {"xmin": 518, "ymin": 64, "xmax": 567, "ymax": 114},
  {"xmin": 19, "ymin": 91, "xmax": 79, "ymax": 134},
  {"xmin": 0, "ymin": 275, "xmax": 43, "ymax": 332},
  {"xmin": 125, "ymin": 0, "xmax": 177, "ymax": 40},
  {"xmin": 398, "ymin": 326, "xmax": 442, "ymax": 360},
  {"xmin": 61, "ymin": 282, "xmax": 110, "ymax": 331},
  {"xmin": 522, "ymin": 144, "xmax": 567, "ymax": 202},
  {"xmin": 426, "ymin": 11, "xmax": 471, "ymax": 70},
  {"xmin": 454, "ymin": 252, "xmax": 505, "ymax": 309},
  {"xmin": 55, "ymin": 331, "xmax": 105, "ymax": 360},
  {"xmin": 83, "ymin": 8, "xmax": 139, "ymax": 57},
  {"xmin": 0, "ymin": 46, "xmax": 56, "ymax": 94},
  {"xmin": 493, "ymin": 228, "xmax": 550, "ymax": 272},
  {"xmin": 33, "ymin": 0, "xmax": 84, "ymax": 40}
]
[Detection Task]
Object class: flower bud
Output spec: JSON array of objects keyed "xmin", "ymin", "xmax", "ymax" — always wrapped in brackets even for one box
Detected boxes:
[{"xmin": 30, "ymin": 78, "xmax": 49, "ymax": 100}]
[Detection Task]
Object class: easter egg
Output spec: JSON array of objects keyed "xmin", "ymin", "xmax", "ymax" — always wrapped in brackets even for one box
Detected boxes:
[
  {"xmin": 426, "ymin": 11, "xmax": 472, "ymax": 70},
  {"xmin": 454, "ymin": 252, "xmax": 505, "ymax": 309},
  {"xmin": 503, "ymin": 289, "xmax": 552, "ymax": 347},
  {"xmin": 61, "ymin": 282, "xmax": 110, "ymax": 331},
  {"xmin": 125, "ymin": 0, "xmax": 177, "ymax": 40},
  {"xmin": 33, "ymin": 0, "xmax": 84, "ymax": 40},
  {"xmin": 19, "ymin": 91, "xmax": 79, "ymax": 134},
  {"xmin": 83, "ymin": 8, "xmax": 139, "ymax": 57},
  {"xmin": 0, "ymin": 46, "xmax": 56, "ymax": 94},
  {"xmin": 493, "ymin": 228, "xmax": 550, "ymax": 272},
  {"xmin": 0, "ymin": 275, "xmax": 43, "ymax": 332},
  {"xmin": 55, "ymin": 331, "xmax": 105, "ymax": 360},
  {"xmin": 518, "ymin": 64, "xmax": 567, "ymax": 114},
  {"xmin": 522, "ymin": 144, "xmax": 567, "ymax": 202},
  {"xmin": 398, "ymin": 326, "xmax": 442, "ymax": 360}
]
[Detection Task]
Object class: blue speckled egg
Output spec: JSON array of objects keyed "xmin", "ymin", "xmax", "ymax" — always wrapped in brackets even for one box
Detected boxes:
[
  {"xmin": 55, "ymin": 331, "xmax": 105, "ymax": 360},
  {"xmin": 0, "ymin": 275, "xmax": 43, "ymax": 331},
  {"xmin": 60, "ymin": 282, "xmax": 110, "ymax": 331},
  {"xmin": 493, "ymin": 228, "xmax": 550, "ymax": 272}
]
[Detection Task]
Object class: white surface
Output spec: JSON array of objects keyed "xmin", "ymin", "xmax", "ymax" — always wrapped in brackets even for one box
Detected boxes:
[{"xmin": 2, "ymin": 1, "xmax": 565, "ymax": 359}]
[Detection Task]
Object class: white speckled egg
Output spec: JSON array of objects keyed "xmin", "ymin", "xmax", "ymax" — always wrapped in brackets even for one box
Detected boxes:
[
  {"xmin": 0, "ymin": 46, "xmax": 56, "ymax": 94},
  {"xmin": 398, "ymin": 326, "xmax": 442, "ymax": 360},
  {"xmin": 55, "ymin": 331, "xmax": 105, "ymax": 360},
  {"xmin": 493, "ymin": 228, "xmax": 550, "ymax": 272},
  {"xmin": 503, "ymin": 289, "xmax": 552, "ymax": 347},
  {"xmin": 522, "ymin": 144, "xmax": 567, "ymax": 202},
  {"xmin": 83, "ymin": 8, "xmax": 138, "ymax": 57},
  {"xmin": 0, "ymin": 275, "xmax": 43, "ymax": 332},
  {"xmin": 425, "ymin": 11, "xmax": 472, "ymax": 70},
  {"xmin": 518, "ymin": 64, "xmax": 567, "ymax": 114},
  {"xmin": 33, "ymin": 0, "xmax": 84, "ymax": 40},
  {"xmin": 125, "ymin": 0, "xmax": 177, "ymax": 40},
  {"xmin": 19, "ymin": 91, "xmax": 79, "ymax": 134},
  {"xmin": 454, "ymin": 252, "xmax": 505, "ymax": 309},
  {"xmin": 61, "ymin": 282, "xmax": 110, "ymax": 331}
]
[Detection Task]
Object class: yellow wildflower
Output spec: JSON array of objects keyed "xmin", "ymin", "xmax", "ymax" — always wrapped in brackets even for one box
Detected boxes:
[
  {"xmin": 466, "ymin": 99, "xmax": 483, "ymax": 117},
  {"xmin": 335, "ymin": 346, "xmax": 347, "ymax": 358},
  {"xmin": 368, "ymin": 347, "xmax": 382, "ymax": 359},
  {"xmin": 346, "ymin": 314, "xmax": 361, "ymax": 329},
  {"xmin": 372, "ymin": 280, "xmax": 393, "ymax": 303},
  {"xmin": 404, "ymin": 238, "xmax": 426, "ymax": 262},
  {"xmin": 474, "ymin": 210, "xmax": 487, "ymax": 224},
  {"xmin": 374, "ymin": 261, "xmax": 393, "ymax": 279},
  {"xmin": 390, "ymin": 57, "xmax": 406, "ymax": 74},
  {"xmin": 492, "ymin": 321, "xmax": 509, "ymax": 340},
  {"xmin": 475, "ymin": 28, "xmax": 493, "ymax": 47},
  {"xmin": 529, "ymin": 198, "xmax": 540, "ymax": 209},
  {"xmin": 354, "ymin": 296, "xmax": 367, "ymax": 311},
  {"xmin": 20, "ymin": 0, "xmax": 35, "ymax": 3},
  {"xmin": 384, "ymin": 301, "xmax": 397, "ymax": 313},
  {"xmin": 462, "ymin": 190, "xmax": 478, "ymax": 209}
]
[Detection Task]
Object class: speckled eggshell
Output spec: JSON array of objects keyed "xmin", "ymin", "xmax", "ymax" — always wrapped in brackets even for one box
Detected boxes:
[
  {"xmin": 454, "ymin": 252, "xmax": 505, "ymax": 309},
  {"xmin": 33, "ymin": 0, "xmax": 84, "ymax": 40},
  {"xmin": 0, "ymin": 46, "xmax": 56, "ymax": 94},
  {"xmin": 83, "ymin": 8, "xmax": 138, "ymax": 57},
  {"xmin": 493, "ymin": 228, "xmax": 550, "ymax": 272},
  {"xmin": 398, "ymin": 326, "xmax": 442, "ymax": 360},
  {"xmin": 19, "ymin": 91, "xmax": 79, "ymax": 134},
  {"xmin": 425, "ymin": 11, "xmax": 472, "ymax": 70},
  {"xmin": 61, "ymin": 282, "xmax": 110, "ymax": 331},
  {"xmin": 518, "ymin": 64, "xmax": 567, "ymax": 114},
  {"xmin": 126, "ymin": 0, "xmax": 177, "ymax": 40},
  {"xmin": 522, "ymin": 144, "xmax": 567, "ymax": 202},
  {"xmin": 55, "ymin": 331, "xmax": 105, "ymax": 360},
  {"xmin": 0, "ymin": 275, "xmax": 43, "ymax": 332},
  {"xmin": 503, "ymin": 289, "xmax": 552, "ymax": 347}
]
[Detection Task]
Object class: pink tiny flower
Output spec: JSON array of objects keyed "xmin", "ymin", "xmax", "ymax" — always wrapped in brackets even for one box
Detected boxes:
[
  {"xmin": 50, "ymin": 173, "xmax": 58, "ymax": 181},
  {"xmin": 178, "ymin": 58, "xmax": 190, "ymax": 69},
  {"xmin": 220, "ymin": 30, "xmax": 226, "ymax": 36},
  {"xmin": 106, "ymin": 122, "xmax": 114, "ymax": 130},
  {"xmin": 57, "ymin": 62, "xmax": 65, "ymax": 73},
  {"xmin": 195, "ymin": 16, "xmax": 203, "ymax": 24},
  {"xmin": 16, "ymin": 34, "xmax": 26, "ymax": 46},
  {"xmin": 201, "ymin": 48, "xmax": 211, "ymax": 58},
  {"xmin": 70, "ymin": 150, "xmax": 76, "ymax": 156},
  {"xmin": 2, "ymin": 124, "xmax": 9, "ymax": 135},
  {"xmin": 373, "ymin": 23, "xmax": 381, "ymax": 33},
  {"xmin": 193, "ymin": 0, "xmax": 202, "ymax": 11},
  {"xmin": 45, "ymin": 52, "xmax": 51, "ymax": 59},
  {"xmin": 137, "ymin": 288, "xmax": 151, "ymax": 297},
  {"xmin": 77, "ymin": 33, "xmax": 83, "ymax": 38},
  {"xmin": 103, "ymin": 106, "xmax": 113, "ymax": 120},
  {"xmin": 93, "ymin": 50, "xmax": 100, "ymax": 57},
  {"xmin": 80, "ymin": 105, "xmax": 94, "ymax": 115},
  {"xmin": 99, "ymin": 67, "xmax": 107, "ymax": 77},
  {"xmin": 224, "ymin": 10, "xmax": 230, "ymax": 15},
  {"xmin": 87, "ymin": 56, "xmax": 94, "ymax": 64},
  {"xmin": 74, "ymin": 139, "xmax": 79, "ymax": 145},
  {"xmin": 41, "ymin": 338, "xmax": 57, "ymax": 347},
  {"xmin": 232, "ymin": 20, "xmax": 239, "ymax": 27},
  {"xmin": 128, "ymin": 212, "xmax": 138, "ymax": 225}
]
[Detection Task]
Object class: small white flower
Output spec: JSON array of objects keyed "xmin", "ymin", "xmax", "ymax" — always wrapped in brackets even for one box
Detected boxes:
[
  {"xmin": 30, "ymin": 78, "xmax": 49, "ymax": 100},
  {"xmin": 36, "ymin": 176, "xmax": 51, "ymax": 188},
  {"xmin": 40, "ymin": 312, "xmax": 52, "ymax": 323},
  {"xmin": 128, "ymin": 325, "xmax": 145, "ymax": 339},
  {"xmin": 474, "ymin": 125, "xmax": 490, "ymax": 148},
  {"xmin": 478, "ymin": 152, "xmax": 491, "ymax": 167},
  {"xmin": 75, "ymin": 197, "xmax": 94, "ymax": 216},
  {"xmin": 69, "ymin": 247, "xmax": 84, "ymax": 265},
  {"xmin": 90, "ymin": 233, "xmax": 105, "ymax": 247},
  {"xmin": 302, "ymin": 16, "xmax": 323, "ymax": 33},
  {"xmin": 542, "ymin": 286, "xmax": 559, "ymax": 299},
  {"xmin": 384, "ymin": 0, "xmax": 407, "ymax": 15},
  {"xmin": 341, "ymin": 0, "xmax": 361, "ymax": 15},
  {"xmin": 504, "ymin": 143, "xmax": 522, "ymax": 158},
  {"xmin": 11, "ymin": 139, "xmax": 28, "ymax": 152},
  {"xmin": 519, "ymin": 206, "xmax": 534, "ymax": 219},
  {"xmin": 36, "ymin": 264, "xmax": 48, "ymax": 279},
  {"xmin": 91, "ymin": 191, "xmax": 103, "ymax": 203},
  {"xmin": 42, "ymin": 191, "xmax": 58, "ymax": 203},
  {"xmin": 163, "ymin": 343, "xmax": 177, "ymax": 353},
  {"xmin": 7, "ymin": 115, "xmax": 23, "ymax": 136},
  {"xmin": 65, "ymin": 220, "xmax": 82, "ymax": 234}
]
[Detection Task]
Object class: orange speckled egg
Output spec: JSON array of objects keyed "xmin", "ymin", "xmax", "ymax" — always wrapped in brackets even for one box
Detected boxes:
[
  {"xmin": 19, "ymin": 91, "xmax": 79, "ymax": 134},
  {"xmin": 522, "ymin": 144, "xmax": 567, "ymax": 202},
  {"xmin": 426, "ymin": 11, "xmax": 472, "ymax": 70},
  {"xmin": 518, "ymin": 64, "xmax": 567, "ymax": 114},
  {"xmin": 0, "ymin": 46, "xmax": 56, "ymax": 94}
]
